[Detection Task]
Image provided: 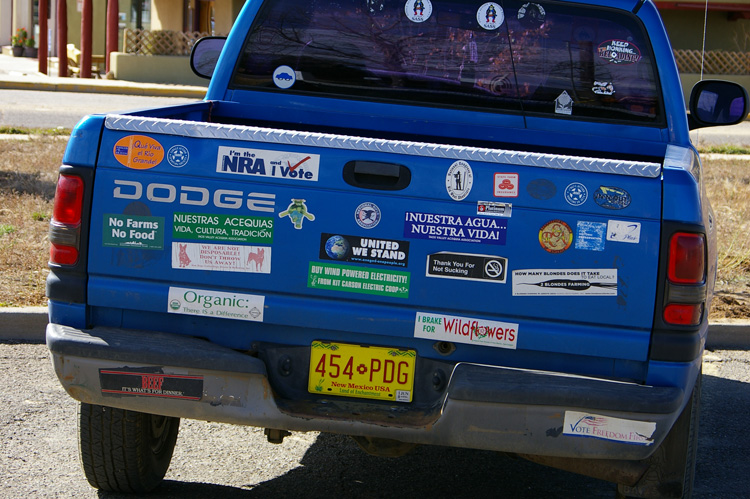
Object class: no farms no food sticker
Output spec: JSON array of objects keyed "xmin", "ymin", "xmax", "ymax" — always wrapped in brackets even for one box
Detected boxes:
[
  {"xmin": 405, "ymin": 0, "xmax": 433, "ymax": 23},
  {"xmin": 113, "ymin": 135, "xmax": 164, "ymax": 170}
]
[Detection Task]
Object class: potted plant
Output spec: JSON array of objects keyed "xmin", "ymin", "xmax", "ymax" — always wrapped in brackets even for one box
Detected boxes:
[
  {"xmin": 24, "ymin": 37, "xmax": 37, "ymax": 58},
  {"xmin": 10, "ymin": 28, "xmax": 27, "ymax": 57}
]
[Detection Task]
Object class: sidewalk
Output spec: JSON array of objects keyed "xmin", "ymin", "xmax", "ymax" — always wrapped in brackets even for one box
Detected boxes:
[{"xmin": 0, "ymin": 53, "xmax": 206, "ymax": 98}]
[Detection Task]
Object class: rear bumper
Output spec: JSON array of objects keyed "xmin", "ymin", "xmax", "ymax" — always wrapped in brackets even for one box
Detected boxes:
[{"xmin": 46, "ymin": 323, "xmax": 686, "ymax": 460}]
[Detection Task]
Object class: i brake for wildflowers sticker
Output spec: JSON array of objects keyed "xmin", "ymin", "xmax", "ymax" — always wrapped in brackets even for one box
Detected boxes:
[{"xmin": 414, "ymin": 311, "xmax": 517, "ymax": 349}]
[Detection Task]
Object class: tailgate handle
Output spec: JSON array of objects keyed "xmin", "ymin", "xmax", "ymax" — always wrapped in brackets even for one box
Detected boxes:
[{"xmin": 343, "ymin": 161, "xmax": 411, "ymax": 191}]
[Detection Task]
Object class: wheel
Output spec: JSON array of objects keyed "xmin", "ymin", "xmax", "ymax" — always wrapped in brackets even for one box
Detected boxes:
[
  {"xmin": 617, "ymin": 371, "xmax": 701, "ymax": 498},
  {"xmin": 78, "ymin": 402, "xmax": 180, "ymax": 493}
]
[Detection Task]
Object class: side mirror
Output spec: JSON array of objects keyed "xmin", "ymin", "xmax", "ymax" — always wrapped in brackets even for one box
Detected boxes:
[
  {"xmin": 190, "ymin": 36, "xmax": 227, "ymax": 79},
  {"xmin": 689, "ymin": 80, "xmax": 749, "ymax": 130}
]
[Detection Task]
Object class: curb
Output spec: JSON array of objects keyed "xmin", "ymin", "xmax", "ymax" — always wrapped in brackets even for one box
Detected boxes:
[
  {"xmin": 0, "ymin": 78, "xmax": 207, "ymax": 99},
  {"xmin": 1, "ymin": 308, "xmax": 748, "ymax": 349},
  {"xmin": 0, "ymin": 307, "xmax": 48, "ymax": 341}
]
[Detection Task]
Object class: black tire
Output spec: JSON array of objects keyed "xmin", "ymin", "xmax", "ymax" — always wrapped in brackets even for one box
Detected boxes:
[
  {"xmin": 78, "ymin": 402, "xmax": 180, "ymax": 493},
  {"xmin": 617, "ymin": 371, "xmax": 701, "ymax": 499}
]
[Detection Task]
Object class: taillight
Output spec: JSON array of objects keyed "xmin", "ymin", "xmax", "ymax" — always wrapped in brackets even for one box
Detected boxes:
[
  {"xmin": 663, "ymin": 232, "xmax": 706, "ymax": 326},
  {"xmin": 49, "ymin": 174, "xmax": 84, "ymax": 266},
  {"xmin": 668, "ymin": 233, "xmax": 705, "ymax": 284}
]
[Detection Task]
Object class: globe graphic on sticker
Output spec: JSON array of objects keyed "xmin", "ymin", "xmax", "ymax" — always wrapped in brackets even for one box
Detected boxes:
[{"xmin": 325, "ymin": 235, "xmax": 349, "ymax": 260}]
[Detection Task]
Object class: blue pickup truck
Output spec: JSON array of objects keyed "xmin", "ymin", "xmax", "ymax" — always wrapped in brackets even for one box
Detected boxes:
[{"xmin": 46, "ymin": 0, "xmax": 747, "ymax": 496}]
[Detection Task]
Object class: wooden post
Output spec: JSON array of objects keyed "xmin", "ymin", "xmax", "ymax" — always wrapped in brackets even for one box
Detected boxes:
[
  {"xmin": 80, "ymin": 0, "xmax": 93, "ymax": 78},
  {"xmin": 106, "ymin": 0, "xmax": 119, "ymax": 74},
  {"xmin": 57, "ymin": 0, "xmax": 67, "ymax": 77},
  {"xmin": 38, "ymin": 0, "xmax": 48, "ymax": 74}
]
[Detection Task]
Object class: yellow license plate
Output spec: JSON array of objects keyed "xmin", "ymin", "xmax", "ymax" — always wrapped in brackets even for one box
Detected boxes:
[{"xmin": 308, "ymin": 341, "xmax": 416, "ymax": 402}]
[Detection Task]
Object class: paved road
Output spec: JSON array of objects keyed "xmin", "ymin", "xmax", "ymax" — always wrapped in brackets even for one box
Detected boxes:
[
  {"xmin": 0, "ymin": 88, "xmax": 197, "ymax": 129},
  {"xmin": 2, "ymin": 343, "xmax": 748, "ymax": 498}
]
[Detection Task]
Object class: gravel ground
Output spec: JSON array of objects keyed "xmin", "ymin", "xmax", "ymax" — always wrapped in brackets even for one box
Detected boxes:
[{"xmin": 2, "ymin": 343, "xmax": 749, "ymax": 498}]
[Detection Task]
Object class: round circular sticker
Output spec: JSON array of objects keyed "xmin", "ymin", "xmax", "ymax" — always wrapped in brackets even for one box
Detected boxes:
[
  {"xmin": 355, "ymin": 202, "xmax": 381, "ymax": 229},
  {"xmin": 167, "ymin": 145, "xmax": 189, "ymax": 168},
  {"xmin": 477, "ymin": 2, "xmax": 504, "ymax": 30},
  {"xmin": 517, "ymin": 2, "xmax": 545, "ymax": 28},
  {"xmin": 405, "ymin": 0, "xmax": 433, "ymax": 23},
  {"xmin": 539, "ymin": 220, "xmax": 573, "ymax": 254},
  {"xmin": 446, "ymin": 160, "xmax": 473, "ymax": 201},
  {"xmin": 564, "ymin": 182, "xmax": 588, "ymax": 206},
  {"xmin": 273, "ymin": 65, "xmax": 296, "ymax": 89}
]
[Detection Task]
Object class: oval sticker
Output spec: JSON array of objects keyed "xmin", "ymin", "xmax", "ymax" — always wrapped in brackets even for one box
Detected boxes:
[
  {"xmin": 113, "ymin": 135, "xmax": 165, "ymax": 170},
  {"xmin": 594, "ymin": 186, "xmax": 631, "ymax": 210}
]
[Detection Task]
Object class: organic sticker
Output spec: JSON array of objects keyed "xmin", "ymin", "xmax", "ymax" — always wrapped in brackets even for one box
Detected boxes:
[
  {"xmin": 308, "ymin": 262, "xmax": 409, "ymax": 298},
  {"xmin": 404, "ymin": 211, "xmax": 507, "ymax": 245},
  {"xmin": 512, "ymin": 269, "xmax": 618, "ymax": 296},
  {"xmin": 172, "ymin": 242, "xmax": 271, "ymax": 274},
  {"xmin": 414, "ymin": 311, "xmax": 517, "ymax": 349},
  {"xmin": 355, "ymin": 202, "xmax": 381, "ymax": 229},
  {"xmin": 113, "ymin": 135, "xmax": 164, "ymax": 170},
  {"xmin": 476, "ymin": 2, "xmax": 504, "ymax": 30},
  {"xmin": 167, "ymin": 145, "xmax": 189, "ymax": 168},
  {"xmin": 564, "ymin": 182, "xmax": 588, "ymax": 206},
  {"xmin": 279, "ymin": 199, "xmax": 315, "ymax": 229},
  {"xmin": 405, "ymin": 0, "xmax": 433, "ymax": 23},
  {"xmin": 427, "ymin": 252, "xmax": 507, "ymax": 283},
  {"xmin": 103, "ymin": 214, "xmax": 164, "ymax": 249},
  {"xmin": 563, "ymin": 411, "xmax": 656, "ymax": 445},
  {"xmin": 594, "ymin": 186, "xmax": 631, "ymax": 210},
  {"xmin": 575, "ymin": 221, "xmax": 606, "ymax": 251},
  {"xmin": 446, "ymin": 160, "xmax": 474, "ymax": 201},
  {"xmin": 320, "ymin": 233, "xmax": 409, "ymax": 267},
  {"xmin": 216, "ymin": 146, "xmax": 319, "ymax": 181},
  {"xmin": 539, "ymin": 220, "xmax": 573, "ymax": 253},
  {"xmin": 273, "ymin": 65, "xmax": 296, "ymax": 89},
  {"xmin": 494, "ymin": 173, "xmax": 519, "ymax": 197},
  {"xmin": 597, "ymin": 40, "xmax": 642, "ymax": 65},
  {"xmin": 167, "ymin": 286, "xmax": 265, "ymax": 322}
]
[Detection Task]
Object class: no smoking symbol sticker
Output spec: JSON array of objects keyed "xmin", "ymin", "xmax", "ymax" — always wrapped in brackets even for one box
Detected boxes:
[{"xmin": 485, "ymin": 259, "xmax": 504, "ymax": 279}]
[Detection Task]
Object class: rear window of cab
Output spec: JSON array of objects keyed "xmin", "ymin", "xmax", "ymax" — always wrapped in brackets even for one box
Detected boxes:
[{"xmin": 232, "ymin": 0, "xmax": 662, "ymax": 124}]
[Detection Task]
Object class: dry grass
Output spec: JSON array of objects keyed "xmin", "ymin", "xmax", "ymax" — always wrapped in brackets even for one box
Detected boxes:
[
  {"xmin": 0, "ymin": 135, "xmax": 748, "ymax": 318},
  {"xmin": 0, "ymin": 136, "xmax": 65, "ymax": 307}
]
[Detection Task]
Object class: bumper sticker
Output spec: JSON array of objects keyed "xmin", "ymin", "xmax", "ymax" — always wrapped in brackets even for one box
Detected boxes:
[
  {"xmin": 100, "ymin": 368, "xmax": 203, "ymax": 401},
  {"xmin": 415, "ymin": 311, "xmax": 517, "ymax": 350},
  {"xmin": 563, "ymin": 411, "xmax": 655, "ymax": 445},
  {"xmin": 512, "ymin": 269, "xmax": 617, "ymax": 296}
]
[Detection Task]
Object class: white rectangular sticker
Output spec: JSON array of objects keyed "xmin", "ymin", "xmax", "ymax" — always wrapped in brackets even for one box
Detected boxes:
[
  {"xmin": 168, "ymin": 287, "xmax": 264, "ymax": 322},
  {"xmin": 493, "ymin": 173, "xmax": 519, "ymax": 197},
  {"xmin": 607, "ymin": 220, "xmax": 641, "ymax": 244},
  {"xmin": 172, "ymin": 242, "xmax": 270, "ymax": 274},
  {"xmin": 512, "ymin": 269, "xmax": 617, "ymax": 296},
  {"xmin": 216, "ymin": 146, "xmax": 319, "ymax": 181},
  {"xmin": 563, "ymin": 411, "xmax": 656, "ymax": 446},
  {"xmin": 414, "ymin": 312, "xmax": 517, "ymax": 350}
]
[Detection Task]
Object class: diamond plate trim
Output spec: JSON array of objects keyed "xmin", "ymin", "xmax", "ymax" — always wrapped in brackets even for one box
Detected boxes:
[{"xmin": 105, "ymin": 115, "xmax": 661, "ymax": 178}]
